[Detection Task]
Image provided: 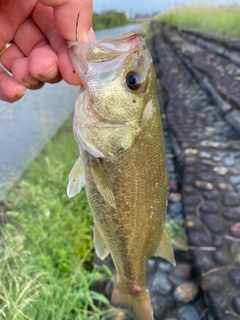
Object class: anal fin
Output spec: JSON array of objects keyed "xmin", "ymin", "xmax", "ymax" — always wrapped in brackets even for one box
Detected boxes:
[
  {"xmin": 67, "ymin": 156, "xmax": 85, "ymax": 198},
  {"xmin": 154, "ymin": 227, "xmax": 176, "ymax": 266},
  {"xmin": 94, "ymin": 224, "xmax": 109, "ymax": 260},
  {"xmin": 90, "ymin": 158, "xmax": 116, "ymax": 209}
]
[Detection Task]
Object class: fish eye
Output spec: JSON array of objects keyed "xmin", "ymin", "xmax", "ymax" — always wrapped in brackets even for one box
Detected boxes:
[{"xmin": 126, "ymin": 71, "xmax": 142, "ymax": 91}]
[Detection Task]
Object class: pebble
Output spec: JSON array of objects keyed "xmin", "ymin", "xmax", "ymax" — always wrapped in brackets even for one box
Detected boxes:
[
  {"xmin": 186, "ymin": 216, "xmax": 203, "ymax": 230},
  {"xmin": 167, "ymin": 159, "xmax": 175, "ymax": 172},
  {"xmin": 229, "ymin": 242, "xmax": 240, "ymax": 265},
  {"xmin": 184, "ymin": 157, "xmax": 196, "ymax": 165},
  {"xmin": 229, "ymin": 176, "xmax": 240, "ymax": 184},
  {"xmin": 202, "ymin": 214, "xmax": 225, "ymax": 233},
  {"xmin": 169, "ymin": 201, "xmax": 182, "ymax": 213},
  {"xmin": 194, "ymin": 180, "xmax": 214, "ymax": 190},
  {"xmin": 200, "ymin": 151, "xmax": 211, "ymax": 158},
  {"xmin": 223, "ymin": 192, "xmax": 240, "ymax": 206},
  {"xmin": 169, "ymin": 180, "xmax": 178, "ymax": 191},
  {"xmin": 218, "ymin": 183, "xmax": 229, "ymax": 190},
  {"xmin": 210, "ymin": 293, "xmax": 228, "ymax": 315},
  {"xmin": 201, "ymin": 189, "xmax": 219, "ymax": 199},
  {"xmin": 184, "ymin": 174, "xmax": 194, "ymax": 184},
  {"xmin": 223, "ymin": 155, "xmax": 236, "ymax": 166},
  {"xmin": 147, "ymin": 259, "xmax": 156, "ymax": 276},
  {"xmin": 223, "ymin": 208, "xmax": 240, "ymax": 220},
  {"xmin": 184, "ymin": 166, "xmax": 195, "ymax": 173},
  {"xmin": 220, "ymin": 315, "xmax": 240, "ymax": 320},
  {"xmin": 232, "ymin": 296, "xmax": 240, "ymax": 315},
  {"xmin": 212, "ymin": 250, "xmax": 229, "ymax": 265},
  {"xmin": 150, "ymin": 271, "xmax": 173, "ymax": 295},
  {"xmin": 201, "ymin": 275, "xmax": 224, "ymax": 292},
  {"xmin": 193, "ymin": 251, "xmax": 214, "ymax": 272},
  {"xmin": 183, "ymin": 194, "xmax": 200, "ymax": 206},
  {"xmin": 158, "ymin": 261, "xmax": 172, "ymax": 273},
  {"xmin": 177, "ymin": 306, "xmax": 200, "ymax": 320},
  {"xmin": 200, "ymin": 140, "xmax": 219, "ymax": 147},
  {"xmin": 213, "ymin": 166, "xmax": 228, "ymax": 175},
  {"xmin": 212, "ymin": 234, "xmax": 224, "ymax": 247},
  {"xmin": 200, "ymin": 200, "xmax": 219, "ymax": 214},
  {"xmin": 171, "ymin": 263, "xmax": 192, "ymax": 281},
  {"xmin": 184, "ymin": 148, "xmax": 198, "ymax": 155},
  {"xmin": 169, "ymin": 192, "xmax": 182, "ymax": 202},
  {"xmin": 184, "ymin": 205, "xmax": 196, "ymax": 215},
  {"xmin": 188, "ymin": 229, "xmax": 210, "ymax": 246},
  {"xmin": 151, "ymin": 296, "xmax": 168, "ymax": 319},
  {"xmin": 230, "ymin": 223, "xmax": 240, "ymax": 238},
  {"xmin": 212, "ymin": 155, "xmax": 222, "ymax": 162},
  {"xmin": 228, "ymin": 269, "xmax": 240, "ymax": 290},
  {"xmin": 152, "ymin": 295, "xmax": 175, "ymax": 319},
  {"xmin": 197, "ymin": 171, "xmax": 214, "ymax": 181},
  {"xmin": 173, "ymin": 283, "xmax": 199, "ymax": 303}
]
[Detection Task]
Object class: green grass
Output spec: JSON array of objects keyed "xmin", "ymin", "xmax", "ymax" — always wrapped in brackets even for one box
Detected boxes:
[
  {"xmin": 155, "ymin": 3, "xmax": 240, "ymax": 38},
  {"xmin": 0, "ymin": 117, "xmax": 115, "ymax": 320},
  {"xmin": 0, "ymin": 112, "xmax": 187, "ymax": 319}
]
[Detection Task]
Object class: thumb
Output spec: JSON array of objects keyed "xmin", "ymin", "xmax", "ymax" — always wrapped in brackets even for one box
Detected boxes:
[{"xmin": 38, "ymin": 0, "xmax": 93, "ymax": 41}]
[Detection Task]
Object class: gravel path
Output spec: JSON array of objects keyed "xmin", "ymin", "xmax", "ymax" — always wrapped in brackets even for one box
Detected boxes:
[{"xmin": 93, "ymin": 23, "xmax": 240, "ymax": 320}]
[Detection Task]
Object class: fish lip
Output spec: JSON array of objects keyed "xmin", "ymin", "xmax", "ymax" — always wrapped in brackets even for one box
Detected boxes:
[{"xmin": 67, "ymin": 29, "xmax": 147, "ymax": 83}]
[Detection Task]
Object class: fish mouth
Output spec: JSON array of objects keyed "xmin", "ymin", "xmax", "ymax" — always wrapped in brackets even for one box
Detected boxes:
[{"xmin": 68, "ymin": 29, "xmax": 146, "ymax": 85}]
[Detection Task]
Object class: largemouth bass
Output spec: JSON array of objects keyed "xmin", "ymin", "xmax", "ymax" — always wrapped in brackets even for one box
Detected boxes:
[{"xmin": 67, "ymin": 29, "xmax": 175, "ymax": 320}]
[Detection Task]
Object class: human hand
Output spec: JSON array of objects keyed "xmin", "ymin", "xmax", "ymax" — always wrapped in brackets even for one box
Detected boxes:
[{"xmin": 0, "ymin": 0, "xmax": 95, "ymax": 102}]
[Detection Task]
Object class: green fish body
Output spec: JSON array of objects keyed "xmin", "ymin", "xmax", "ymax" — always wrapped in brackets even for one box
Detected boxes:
[{"xmin": 67, "ymin": 30, "xmax": 175, "ymax": 320}]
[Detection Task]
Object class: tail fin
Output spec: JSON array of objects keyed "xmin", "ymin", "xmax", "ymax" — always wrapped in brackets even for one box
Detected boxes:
[{"xmin": 111, "ymin": 283, "xmax": 153, "ymax": 320}]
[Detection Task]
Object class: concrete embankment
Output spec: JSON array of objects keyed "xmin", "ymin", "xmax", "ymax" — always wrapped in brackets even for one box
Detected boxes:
[{"xmin": 93, "ymin": 22, "xmax": 240, "ymax": 320}]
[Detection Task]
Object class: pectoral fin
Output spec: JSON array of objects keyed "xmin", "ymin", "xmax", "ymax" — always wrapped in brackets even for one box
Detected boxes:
[
  {"xmin": 154, "ymin": 227, "xmax": 176, "ymax": 266},
  {"xmin": 67, "ymin": 157, "xmax": 85, "ymax": 198},
  {"xmin": 94, "ymin": 224, "xmax": 109, "ymax": 260},
  {"xmin": 90, "ymin": 158, "xmax": 116, "ymax": 209}
]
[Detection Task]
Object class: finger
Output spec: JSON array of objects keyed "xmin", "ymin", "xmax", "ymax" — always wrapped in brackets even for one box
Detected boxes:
[
  {"xmin": 11, "ymin": 57, "xmax": 44, "ymax": 90},
  {"xmin": 32, "ymin": 3, "xmax": 65, "ymax": 53},
  {"xmin": 32, "ymin": 2, "xmax": 81, "ymax": 84},
  {"xmin": 0, "ymin": 42, "xmax": 25, "ymax": 72},
  {"xmin": 88, "ymin": 28, "xmax": 96, "ymax": 41},
  {"xmin": 58, "ymin": 46, "xmax": 81, "ymax": 85},
  {"xmin": 0, "ymin": 70, "xmax": 26, "ymax": 102},
  {"xmin": 28, "ymin": 47, "xmax": 61, "ymax": 83},
  {"xmin": 38, "ymin": 0, "xmax": 93, "ymax": 41},
  {"xmin": 0, "ymin": 0, "xmax": 36, "ymax": 47},
  {"xmin": 12, "ymin": 17, "xmax": 61, "ymax": 84}
]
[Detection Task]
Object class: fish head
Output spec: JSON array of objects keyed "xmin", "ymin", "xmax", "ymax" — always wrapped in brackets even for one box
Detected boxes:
[{"xmin": 69, "ymin": 30, "xmax": 155, "ymax": 160}]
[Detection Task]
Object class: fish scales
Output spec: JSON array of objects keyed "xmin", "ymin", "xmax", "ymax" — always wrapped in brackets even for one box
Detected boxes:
[
  {"xmin": 83, "ymin": 104, "xmax": 165, "ymax": 282},
  {"xmin": 67, "ymin": 29, "xmax": 175, "ymax": 320}
]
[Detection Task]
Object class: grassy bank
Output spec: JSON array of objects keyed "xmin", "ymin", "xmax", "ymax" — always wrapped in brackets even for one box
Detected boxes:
[
  {"xmin": 0, "ymin": 117, "xmax": 113, "ymax": 320},
  {"xmin": 156, "ymin": 4, "xmax": 240, "ymax": 38},
  {"xmin": 1, "ymin": 107, "xmax": 187, "ymax": 317}
]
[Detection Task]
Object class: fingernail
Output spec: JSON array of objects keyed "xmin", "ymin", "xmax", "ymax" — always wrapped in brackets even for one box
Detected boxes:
[
  {"xmin": 88, "ymin": 28, "xmax": 96, "ymax": 41},
  {"xmin": 9, "ymin": 93, "xmax": 24, "ymax": 103},
  {"xmin": 25, "ymin": 76, "xmax": 40, "ymax": 85}
]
